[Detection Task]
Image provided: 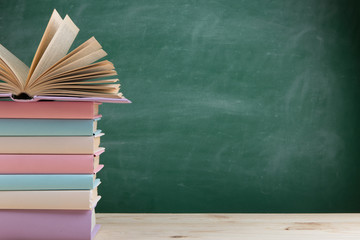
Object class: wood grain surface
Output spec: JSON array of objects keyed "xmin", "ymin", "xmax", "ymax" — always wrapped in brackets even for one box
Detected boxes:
[{"xmin": 96, "ymin": 214, "xmax": 360, "ymax": 240}]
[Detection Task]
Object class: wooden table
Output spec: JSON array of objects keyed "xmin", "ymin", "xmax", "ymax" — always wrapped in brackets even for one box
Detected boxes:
[{"xmin": 96, "ymin": 214, "xmax": 360, "ymax": 239}]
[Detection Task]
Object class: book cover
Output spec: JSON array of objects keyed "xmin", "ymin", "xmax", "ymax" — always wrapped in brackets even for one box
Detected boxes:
[
  {"xmin": 0, "ymin": 149, "xmax": 104, "ymax": 174},
  {"xmin": 0, "ymin": 101, "xmax": 102, "ymax": 119},
  {"xmin": 0, "ymin": 209, "xmax": 99, "ymax": 240},
  {"xmin": 0, "ymin": 132, "xmax": 104, "ymax": 154},
  {"xmin": 0, "ymin": 174, "xmax": 100, "ymax": 190},
  {"xmin": 0, "ymin": 118, "xmax": 100, "ymax": 136},
  {"xmin": 0, "ymin": 188, "xmax": 100, "ymax": 210}
]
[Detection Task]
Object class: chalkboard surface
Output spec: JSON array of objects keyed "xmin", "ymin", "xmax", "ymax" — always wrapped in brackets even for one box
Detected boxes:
[{"xmin": 1, "ymin": 0, "xmax": 360, "ymax": 213}]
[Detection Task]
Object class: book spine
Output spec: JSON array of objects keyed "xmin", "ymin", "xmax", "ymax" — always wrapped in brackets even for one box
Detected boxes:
[
  {"xmin": 0, "ymin": 136, "xmax": 100, "ymax": 154},
  {"xmin": 0, "ymin": 174, "xmax": 97, "ymax": 190},
  {"xmin": 0, "ymin": 154, "xmax": 97, "ymax": 174},
  {"xmin": 0, "ymin": 119, "xmax": 96, "ymax": 136},
  {"xmin": 0, "ymin": 190, "xmax": 100, "ymax": 210},
  {"xmin": 0, "ymin": 209, "xmax": 95, "ymax": 240},
  {"xmin": 0, "ymin": 101, "xmax": 100, "ymax": 119}
]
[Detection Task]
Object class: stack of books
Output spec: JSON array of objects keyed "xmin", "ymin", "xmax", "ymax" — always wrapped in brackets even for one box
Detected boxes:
[
  {"xmin": 0, "ymin": 10, "xmax": 130, "ymax": 240},
  {"xmin": 0, "ymin": 101, "xmax": 104, "ymax": 239}
]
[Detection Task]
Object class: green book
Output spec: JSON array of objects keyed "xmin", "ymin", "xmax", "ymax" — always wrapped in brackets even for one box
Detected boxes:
[
  {"xmin": 0, "ymin": 174, "xmax": 100, "ymax": 190},
  {"xmin": 0, "ymin": 118, "xmax": 100, "ymax": 136}
]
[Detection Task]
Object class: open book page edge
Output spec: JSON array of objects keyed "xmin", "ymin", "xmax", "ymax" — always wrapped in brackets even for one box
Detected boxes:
[
  {"xmin": 0, "ymin": 44, "xmax": 29, "ymax": 89},
  {"xmin": 27, "ymin": 14, "xmax": 79, "ymax": 86},
  {"xmin": 26, "ymin": 9, "xmax": 63, "ymax": 83},
  {"xmin": 34, "ymin": 37, "xmax": 104, "ymax": 83},
  {"xmin": 46, "ymin": 49, "xmax": 107, "ymax": 78},
  {"xmin": 39, "ymin": 38, "xmax": 106, "ymax": 79},
  {"xmin": 0, "ymin": 93, "xmax": 131, "ymax": 103}
]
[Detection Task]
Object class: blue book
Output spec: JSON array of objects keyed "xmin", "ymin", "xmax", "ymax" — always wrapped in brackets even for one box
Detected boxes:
[
  {"xmin": 0, "ymin": 118, "xmax": 101, "ymax": 136},
  {"xmin": 0, "ymin": 174, "xmax": 100, "ymax": 190}
]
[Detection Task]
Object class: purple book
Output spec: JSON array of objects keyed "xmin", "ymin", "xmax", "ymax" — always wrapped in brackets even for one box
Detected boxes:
[
  {"xmin": 0, "ymin": 93, "xmax": 131, "ymax": 103},
  {"xmin": 0, "ymin": 209, "xmax": 99, "ymax": 240}
]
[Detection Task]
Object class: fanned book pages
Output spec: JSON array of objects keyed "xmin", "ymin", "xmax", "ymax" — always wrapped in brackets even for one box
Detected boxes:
[{"xmin": 0, "ymin": 9, "xmax": 130, "ymax": 103}]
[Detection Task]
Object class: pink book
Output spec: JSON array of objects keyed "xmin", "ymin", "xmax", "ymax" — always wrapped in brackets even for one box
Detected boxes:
[
  {"xmin": 0, "ymin": 100, "xmax": 103, "ymax": 119},
  {"xmin": 0, "ymin": 149, "xmax": 104, "ymax": 174},
  {"xmin": 0, "ymin": 209, "xmax": 99, "ymax": 240}
]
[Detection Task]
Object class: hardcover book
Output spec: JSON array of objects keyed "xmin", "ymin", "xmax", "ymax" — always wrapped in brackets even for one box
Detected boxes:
[
  {"xmin": 0, "ymin": 133, "xmax": 104, "ymax": 154},
  {"xmin": 0, "ymin": 209, "xmax": 99, "ymax": 240},
  {"xmin": 0, "ymin": 174, "xmax": 101, "ymax": 191},
  {"xmin": 0, "ymin": 101, "xmax": 103, "ymax": 119},
  {"xmin": 0, "ymin": 188, "xmax": 100, "ymax": 210},
  {"xmin": 0, "ymin": 149, "xmax": 104, "ymax": 174},
  {"xmin": 0, "ymin": 9, "xmax": 126, "ymax": 101},
  {"xmin": 0, "ymin": 118, "xmax": 100, "ymax": 136}
]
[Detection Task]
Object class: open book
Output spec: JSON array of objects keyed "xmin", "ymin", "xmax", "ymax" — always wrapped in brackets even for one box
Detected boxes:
[{"xmin": 0, "ymin": 9, "xmax": 125, "ymax": 101}]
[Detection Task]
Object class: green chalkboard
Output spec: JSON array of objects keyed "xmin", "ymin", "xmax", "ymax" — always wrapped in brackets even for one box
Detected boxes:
[{"xmin": 1, "ymin": 0, "xmax": 360, "ymax": 213}]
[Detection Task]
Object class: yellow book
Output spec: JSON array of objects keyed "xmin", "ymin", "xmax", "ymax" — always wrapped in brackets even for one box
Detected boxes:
[
  {"xmin": 0, "ymin": 133, "xmax": 103, "ymax": 154},
  {"xmin": 0, "ymin": 187, "xmax": 100, "ymax": 210}
]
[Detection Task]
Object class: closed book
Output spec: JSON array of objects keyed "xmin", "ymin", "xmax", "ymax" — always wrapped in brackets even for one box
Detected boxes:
[
  {"xmin": 0, "ymin": 209, "xmax": 99, "ymax": 240},
  {"xmin": 0, "ymin": 132, "xmax": 103, "ymax": 154},
  {"xmin": 0, "ymin": 188, "xmax": 100, "ymax": 210},
  {"xmin": 0, "ymin": 174, "xmax": 100, "ymax": 190},
  {"xmin": 0, "ymin": 118, "xmax": 100, "ymax": 136},
  {"xmin": 0, "ymin": 149, "xmax": 104, "ymax": 174},
  {"xmin": 0, "ymin": 101, "xmax": 101, "ymax": 119}
]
